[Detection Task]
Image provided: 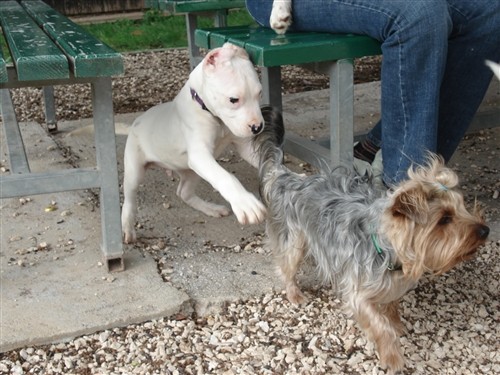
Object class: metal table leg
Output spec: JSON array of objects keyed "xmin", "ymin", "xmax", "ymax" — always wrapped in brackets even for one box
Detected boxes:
[
  {"xmin": 329, "ymin": 59, "xmax": 354, "ymax": 168},
  {"xmin": 91, "ymin": 78, "xmax": 124, "ymax": 272},
  {"xmin": 42, "ymin": 86, "xmax": 57, "ymax": 132}
]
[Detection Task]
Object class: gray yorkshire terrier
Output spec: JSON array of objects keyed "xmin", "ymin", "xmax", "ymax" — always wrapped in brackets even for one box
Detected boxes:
[{"xmin": 254, "ymin": 106, "xmax": 490, "ymax": 373}]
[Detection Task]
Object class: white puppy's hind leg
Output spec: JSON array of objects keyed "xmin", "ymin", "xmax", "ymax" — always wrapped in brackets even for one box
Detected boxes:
[
  {"xmin": 177, "ymin": 170, "xmax": 231, "ymax": 217},
  {"xmin": 121, "ymin": 138, "xmax": 146, "ymax": 243}
]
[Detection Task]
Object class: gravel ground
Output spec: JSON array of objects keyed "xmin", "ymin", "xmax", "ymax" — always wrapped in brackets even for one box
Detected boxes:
[{"xmin": 1, "ymin": 49, "xmax": 499, "ymax": 375}]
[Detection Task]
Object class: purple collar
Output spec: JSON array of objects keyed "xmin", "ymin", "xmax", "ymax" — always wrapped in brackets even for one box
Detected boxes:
[{"xmin": 190, "ymin": 88, "xmax": 210, "ymax": 113}]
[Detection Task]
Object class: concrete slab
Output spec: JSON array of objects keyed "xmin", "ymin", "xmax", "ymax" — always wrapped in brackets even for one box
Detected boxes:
[
  {"xmin": 0, "ymin": 121, "xmax": 190, "ymax": 352},
  {"xmin": 1, "ymin": 81, "xmax": 499, "ymax": 353}
]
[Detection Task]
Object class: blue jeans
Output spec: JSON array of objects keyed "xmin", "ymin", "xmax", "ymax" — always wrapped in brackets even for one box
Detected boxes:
[{"xmin": 246, "ymin": 0, "xmax": 500, "ymax": 184}]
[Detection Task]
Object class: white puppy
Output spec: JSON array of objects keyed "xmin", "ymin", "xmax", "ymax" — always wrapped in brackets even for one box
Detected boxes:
[
  {"xmin": 121, "ymin": 43, "xmax": 266, "ymax": 243},
  {"xmin": 270, "ymin": 0, "xmax": 293, "ymax": 34}
]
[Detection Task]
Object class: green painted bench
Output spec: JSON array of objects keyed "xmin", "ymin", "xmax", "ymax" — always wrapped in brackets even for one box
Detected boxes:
[
  {"xmin": 0, "ymin": 0, "xmax": 125, "ymax": 271},
  {"xmin": 146, "ymin": 0, "xmax": 246, "ymax": 68},
  {"xmin": 195, "ymin": 25, "xmax": 382, "ymax": 167}
]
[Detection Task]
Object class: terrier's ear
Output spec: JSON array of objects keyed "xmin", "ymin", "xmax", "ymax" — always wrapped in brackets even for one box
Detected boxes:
[{"xmin": 391, "ymin": 187, "xmax": 429, "ymax": 224}]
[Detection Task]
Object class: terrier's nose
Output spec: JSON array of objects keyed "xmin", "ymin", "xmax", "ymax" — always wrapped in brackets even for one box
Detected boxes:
[
  {"xmin": 251, "ymin": 122, "xmax": 264, "ymax": 135},
  {"xmin": 476, "ymin": 224, "xmax": 490, "ymax": 239}
]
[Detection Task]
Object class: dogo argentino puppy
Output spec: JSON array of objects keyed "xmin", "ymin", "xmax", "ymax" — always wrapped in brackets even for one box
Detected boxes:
[{"xmin": 121, "ymin": 43, "xmax": 266, "ymax": 243}]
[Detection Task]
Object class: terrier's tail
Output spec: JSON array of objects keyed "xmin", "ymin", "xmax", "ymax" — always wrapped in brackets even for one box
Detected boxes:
[{"xmin": 253, "ymin": 106, "xmax": 286, "ymax": 204}]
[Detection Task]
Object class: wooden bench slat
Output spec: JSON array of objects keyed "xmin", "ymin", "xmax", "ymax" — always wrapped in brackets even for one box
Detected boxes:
[
  {"xmin": 0, "ymin": 0, "xmax": 69, "ymax": 81},
  {"xmin": 21, "ymin": 0, "xmax": 124, "ymax": 78},
  {"xmin": 196, "ymin": 26, "xmax": 382, "ymax": 67},
  {"xmin": 151, "ymin": 0, "xmax": 246, "ymax": 13}
]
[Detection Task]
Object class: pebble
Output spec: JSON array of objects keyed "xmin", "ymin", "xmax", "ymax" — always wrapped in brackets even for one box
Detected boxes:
[{"xmin": 99, "ymin": 331, "xmax": 111, "ymax": 343}]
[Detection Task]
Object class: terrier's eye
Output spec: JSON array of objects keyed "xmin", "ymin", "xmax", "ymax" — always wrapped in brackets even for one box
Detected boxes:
[
  {"xmin": 229, "ymin": 97, "xmax": 239, "ymax": 104},
  {"xmin": 438, "ymin": 215, "xmax": 453, "ymax": 225}
]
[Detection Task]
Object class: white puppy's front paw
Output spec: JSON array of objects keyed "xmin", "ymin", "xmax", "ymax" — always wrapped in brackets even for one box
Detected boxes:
[
  {"xmin": 270, "ymin": 1, "xmax": 292, "ymax": 34},
  {"xmin": 231, "ymin": 193, "xmax": 266, "ymax": 225}
]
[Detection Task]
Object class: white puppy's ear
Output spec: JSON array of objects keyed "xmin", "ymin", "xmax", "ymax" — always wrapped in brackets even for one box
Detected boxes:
[
  {"xmin": 485, "ymin": 60, "xmax": 500, "ymax": 80},
  {"xmin": 204, "ymin": 47, "xmax": 232, "ymax": 71},
  {"xmin": 205, "ymin": 48, "xmax": 222, "ymax": 68},
  {"xmin": 204, "ymin": 44, "xmax": 249, "ymax": 70}
]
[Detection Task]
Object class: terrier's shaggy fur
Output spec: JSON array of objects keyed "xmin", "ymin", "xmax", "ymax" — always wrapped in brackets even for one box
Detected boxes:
[{"xmin": 254, "ymin": 107, "xmax": 490, "ymax": 373}]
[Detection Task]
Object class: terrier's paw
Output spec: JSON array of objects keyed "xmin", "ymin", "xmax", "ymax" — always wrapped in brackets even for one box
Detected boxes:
[
  {"xmin": 286, "ymin": 285, "xmax": 307, "ymax": 305},
  {"xmin": 270, "ymin": 1, "xmax": 292, "ymax": 34},
  {"xmin": 380, "ymin": 348, "xmax": 405, "ymax": 375},
  {"xmin": 231, "ymin": 192, "xmax": 266, "ymax": 225}
]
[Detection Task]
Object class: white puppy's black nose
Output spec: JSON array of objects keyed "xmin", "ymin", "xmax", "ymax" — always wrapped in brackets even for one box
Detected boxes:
[{"xmin": 251, "ymin": 122, "xmax": 264, "ymax": 134}]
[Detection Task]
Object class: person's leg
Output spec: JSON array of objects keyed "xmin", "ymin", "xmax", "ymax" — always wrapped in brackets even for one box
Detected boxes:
[
  {"xmin": 437, "ymin": 0, "xmax": 500, "ymax": 161},
  {"xmin": 246, "ymin": 0, "xmax": 451, "ymax": 184}
]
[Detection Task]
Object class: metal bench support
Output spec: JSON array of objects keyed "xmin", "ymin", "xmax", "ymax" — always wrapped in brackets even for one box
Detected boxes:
[
  {"xmin": 261, "ymin": 66, "xmax": 282, "ymax": 112},
  {"xmin": 91, "ymin": 78, "xmax": 125, "ymax": 272},
  {"xmin": 1, "ymin": 89, "xmax": 30, "ymax": 174},
  {"xmin": 42, "ymin": 86, "xmax": 57, "ymax": 132},
  {"xmin": 0, "ymin": 80, "xmax": 124, "ymax": 272},
  {"xmin": 329, "ymin": 59, "xmax": 354, "ymax": 168}
]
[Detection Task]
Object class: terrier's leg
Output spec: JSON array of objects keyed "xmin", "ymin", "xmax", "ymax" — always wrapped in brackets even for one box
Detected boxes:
[
  {"xmin": 272, "ymin": 227, "xmax": 307, "ymax": 304},
  {"xmin": 380, "ymin": 301, "xmax": 405, "ymax": 336},
  {"xmin": 350, "ymin": 297, "xmax": 405, "ymax": 373}
]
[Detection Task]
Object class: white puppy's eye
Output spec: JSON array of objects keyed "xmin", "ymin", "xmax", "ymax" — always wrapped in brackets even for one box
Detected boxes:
[{"xmin": 229, "ymin": 97, "xmax": 239, "ymax": 104}]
